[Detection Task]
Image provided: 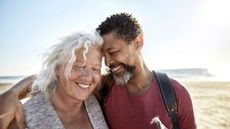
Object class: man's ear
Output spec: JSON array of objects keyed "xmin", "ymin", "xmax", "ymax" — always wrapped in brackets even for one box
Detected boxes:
[{"xmin": 134, "ymin": 35, "xmax": 144, "ymax": 50}]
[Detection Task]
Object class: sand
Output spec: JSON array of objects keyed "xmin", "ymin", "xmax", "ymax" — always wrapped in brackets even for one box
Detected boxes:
[
  {"xmin": 182, "ymin": 81, "xmax": 230, "ymax": 129},
  {"xmin": 0, "ymin": 83, "xmax": 13, "ymax": 94},
  {"xmin": 1, "ymin": 81, "xmax": 230, "ymax": 129}
]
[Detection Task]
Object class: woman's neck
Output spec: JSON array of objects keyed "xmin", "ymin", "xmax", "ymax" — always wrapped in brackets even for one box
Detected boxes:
[
  {"xmin": 50, "ymin": 88, "xmax": 92, "ymax": 129},
  {"xmin": 50, "ymin": 87, "xmax": 84, "ymax": 114}
]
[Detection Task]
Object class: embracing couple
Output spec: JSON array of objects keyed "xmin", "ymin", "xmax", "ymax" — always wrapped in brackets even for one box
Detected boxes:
[{"xmin": 0, "ymin": 13, "xmax": 196, "ymax": 129}]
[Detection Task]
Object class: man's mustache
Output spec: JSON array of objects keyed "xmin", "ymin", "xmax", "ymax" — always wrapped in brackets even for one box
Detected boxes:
[{"xmin": 109, "ymin": 63, "xmax": 135, "ymax": 73}]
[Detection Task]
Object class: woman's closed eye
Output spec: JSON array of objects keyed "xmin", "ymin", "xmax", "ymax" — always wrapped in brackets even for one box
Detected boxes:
[
  {"xmin": 72, "ymin": 65, "xmax": 83, "ymax": 70},
  {"xmin": 72, "ymin": 65, "xmax": 101, "ymax": 74},
  {"xmin": 92, "ymin": 67, "xmax": 101, "ymax": 74}
]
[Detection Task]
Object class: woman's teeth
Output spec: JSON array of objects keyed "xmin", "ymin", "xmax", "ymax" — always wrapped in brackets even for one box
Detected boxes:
[{"xmin": 78, "ymin": 83, "xmax": 90, "ymax": 88}]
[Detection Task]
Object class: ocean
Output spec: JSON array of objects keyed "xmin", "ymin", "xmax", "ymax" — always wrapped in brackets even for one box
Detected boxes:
[
  {"xmin": 0, "ymin": 68, "xmax": 229, "ymax": 84},
  {"xmin": 0, "ymin": 76, "xmax": 25, "ymax": 84},
  {"xmin": 158, "ymin": 68, "xmax": 230, "ymax": 82}
]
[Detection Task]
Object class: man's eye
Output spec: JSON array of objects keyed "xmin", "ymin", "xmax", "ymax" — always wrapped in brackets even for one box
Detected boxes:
[{"xmin": 110, "ymin": 51, "xmax": 119, "ymax": 55}]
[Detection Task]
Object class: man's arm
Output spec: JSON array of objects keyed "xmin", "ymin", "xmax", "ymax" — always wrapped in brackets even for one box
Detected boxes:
[
  {"xmin": 171, "ymin": 79, "xmax": 197, "ymax": 129},
  {"xmin": 0, "ymin": 75, "xmax": 35, "ymax": 129},
  {"xmin": 8, "ymin": 75, "xmax": 35, "ymax": 100}
]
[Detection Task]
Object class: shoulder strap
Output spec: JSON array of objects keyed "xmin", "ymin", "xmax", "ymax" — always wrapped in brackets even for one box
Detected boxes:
[
  {"xmin": 154, "ymin": 71, "xmax": 180, "ymax": 129},
  {"xmin": 99, "ymin": 73, "xmax": 114, "ymax": 108}
]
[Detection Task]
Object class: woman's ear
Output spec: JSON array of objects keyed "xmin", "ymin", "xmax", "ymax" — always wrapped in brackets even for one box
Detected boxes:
[
  {"xmin": 55, "ymin": 65, "xmax": 61, "ymax": 77},
  {"xmin": 134, "ymin": 35, "xmax": 144, "ymax": 50}
]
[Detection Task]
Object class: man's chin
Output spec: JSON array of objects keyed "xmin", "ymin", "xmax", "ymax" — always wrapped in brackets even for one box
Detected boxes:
[
  {"xmin": 114, "ymin": 77, "xmax": 127, "ymax": 86},
  {"xmin": 113, "ymin": 71, "xmax": 133, "ymax": 86},
  {"xmin": 112, "ymin": 71, "xmax": 124, "ymax": 77},
  {"xmin": 110, "ymin": 64, "xmax": 135, "ymax": 86}
]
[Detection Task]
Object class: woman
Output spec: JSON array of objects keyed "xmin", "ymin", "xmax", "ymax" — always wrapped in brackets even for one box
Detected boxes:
[{"xmin": 24, "ymin": 31, "xmax": 108, "ymax": 129}]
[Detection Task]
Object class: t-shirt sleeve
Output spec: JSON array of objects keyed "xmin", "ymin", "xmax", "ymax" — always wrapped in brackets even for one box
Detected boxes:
[{"xmin": 171, "ymin": 79, "xmax": 197, "ymax": 129}]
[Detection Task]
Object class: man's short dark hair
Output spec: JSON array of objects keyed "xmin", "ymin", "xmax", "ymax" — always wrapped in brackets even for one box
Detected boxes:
[{"xmin": 96, "ymin": 13, "xmax": 143, "ymax": 43}]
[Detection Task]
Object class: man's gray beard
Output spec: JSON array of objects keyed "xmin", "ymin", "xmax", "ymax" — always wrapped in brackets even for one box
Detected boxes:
[{"xmin": 113, "ymin": 70, "xmax": 134, "ymax": 86}]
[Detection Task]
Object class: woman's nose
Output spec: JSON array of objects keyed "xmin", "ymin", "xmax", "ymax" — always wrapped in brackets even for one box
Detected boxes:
[{"xmin": 81, "ymin": 69, "xmax": 93, "ymax": 82}]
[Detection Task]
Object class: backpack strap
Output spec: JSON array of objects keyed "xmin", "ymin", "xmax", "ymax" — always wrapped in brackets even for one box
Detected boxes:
[
  {"xmin": 154, "ymin": 71, "xmax": 180, "ymax": 129},
  {"xmin": 99, "ymin": 73, "xmax": 114, "ymax": 108}
]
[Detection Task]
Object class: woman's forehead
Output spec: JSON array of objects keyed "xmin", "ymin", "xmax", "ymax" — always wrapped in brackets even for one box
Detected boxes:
[
  {"xmin": 74, "ymin": 58, "xmax": 102, "ymax": 68},
  {"xmin": 75, "ymin": 46, "xmax": 101, "ymax": 56},
  {"xmin": 74, "ymin": 46, "xmax": 102, "ymax": 64}
]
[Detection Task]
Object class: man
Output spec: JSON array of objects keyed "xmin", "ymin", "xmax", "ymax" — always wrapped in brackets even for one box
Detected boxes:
[
  {"xmin": 0, "ymin": 13, "xmax": 196, "ymax": 129},
  {"xmin": 96, "ymin": 13, "xmax": 196, "ymax": 129}
]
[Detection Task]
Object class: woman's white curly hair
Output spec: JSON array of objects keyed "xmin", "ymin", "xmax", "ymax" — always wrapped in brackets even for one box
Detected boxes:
[{"xmin": 31, "ymin": 31, "xmax": 103, "ymax": 95}]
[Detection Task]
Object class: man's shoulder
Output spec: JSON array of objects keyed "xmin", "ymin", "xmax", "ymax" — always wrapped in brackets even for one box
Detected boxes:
[
  {"xmin": 170, "ymin": 78, "xmax": 193, "ymax": 106},
  {"xmin": 170, "ymin": 78, "xmax": 189, "ymax": 94}
]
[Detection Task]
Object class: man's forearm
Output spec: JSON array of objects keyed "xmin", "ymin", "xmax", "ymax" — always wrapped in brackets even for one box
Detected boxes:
[{"xmin": 8, "ymin": 75, "xmax": 36, "ymax": 100}]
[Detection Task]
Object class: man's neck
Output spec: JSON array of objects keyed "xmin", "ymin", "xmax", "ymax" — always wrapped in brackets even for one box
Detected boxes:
[{"xmin": 126, "ymin": 64, "xmax": 154, "ymax": 95}]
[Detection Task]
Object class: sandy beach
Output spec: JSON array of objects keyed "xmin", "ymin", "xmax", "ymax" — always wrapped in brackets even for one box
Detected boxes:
[
  {"xmin": 1, "ymin": 81, "xmax": 230, "ymax": 129},
  {"xmin": 0, "ymin": 83, "xmax": 13, "ymax": 94},
  {"xmin": 182, "ymin": 81, "xmax": 230, "ymax": 129}
]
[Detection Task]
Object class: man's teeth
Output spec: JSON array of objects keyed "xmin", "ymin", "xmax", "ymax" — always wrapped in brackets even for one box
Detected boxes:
[
  {"xmin": 78, "ymin": 83, "xmax": 90, "ymax": 88},
  {"xmin": 112, "ymin": 65, "xmax": 121, "ymax": 72}
]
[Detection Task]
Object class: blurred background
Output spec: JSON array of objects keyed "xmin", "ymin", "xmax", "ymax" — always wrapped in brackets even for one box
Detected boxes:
[{"xmin": 0, "ymin": 0, "xmax": 230, "ymax": 128}]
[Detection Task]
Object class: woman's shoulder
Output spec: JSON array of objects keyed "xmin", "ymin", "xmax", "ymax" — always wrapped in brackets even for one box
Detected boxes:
[
  {"xmin": 24, "ymin": 94, "xmax": 49, "ymax": 112},
  {"xmin": 85, "ymin": 94, "xmax": 109, "ymax": 129},
  {"xmin": 24, "ymin": 94, "xmax": 51, "ymax": 121},
  {"xmin": 24, "ymin": 94, "xmax": 64, "ymax": 129}
]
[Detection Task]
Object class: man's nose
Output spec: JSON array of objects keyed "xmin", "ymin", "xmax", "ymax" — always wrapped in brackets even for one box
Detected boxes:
[{"xmin": 104, "ymin": 55, "xmax": 112, "ymax": 67}]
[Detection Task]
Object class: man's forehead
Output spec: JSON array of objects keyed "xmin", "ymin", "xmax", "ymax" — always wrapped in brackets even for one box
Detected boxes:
[
  {"xmin": 102, "ymin": 43, "xmax": 113, "ymax": 53},
  {"xmin": 102, "ymin": 36, "xmax": 113, "ymax": 49}
]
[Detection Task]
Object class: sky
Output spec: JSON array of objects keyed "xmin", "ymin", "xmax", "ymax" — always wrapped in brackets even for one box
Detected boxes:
[{"xmin": 0, "ymin": 0, "xmax": 230, "ymax": 80}]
